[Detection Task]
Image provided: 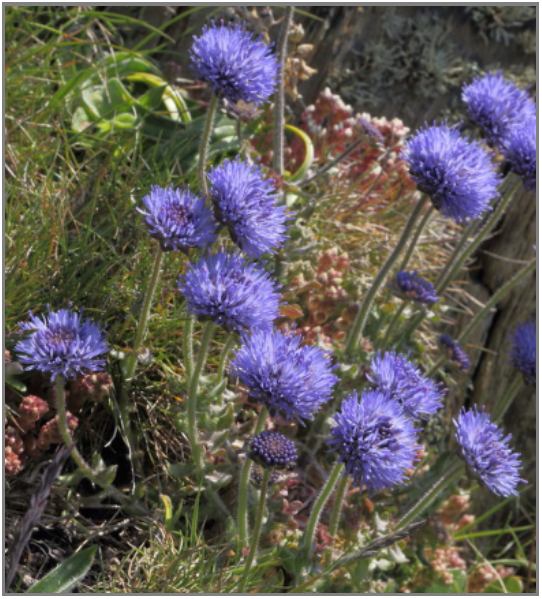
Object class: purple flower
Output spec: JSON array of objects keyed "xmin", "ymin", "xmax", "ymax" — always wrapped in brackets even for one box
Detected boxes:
[
  {"xmin": 230, "ymin": 328, "xmax": 338, "ymax": 424},
  {"xmin": 462, "ymin": 71, "xmax": 536, "ymax": 147},
  {"xmin": 208, "ymin": 158, "xmax": 288, "ymax": 259},
  {"xmin": 15, "ymin": 306, "xmax": 108, "ymax": 381},
  {"xmin": 177, "ymin": 250, "xmax": 280, "ymax": 333},
  {"xmin": 403, "ymin": 122, "xmax": 501, "ymax": 224},
  {"xmin": 509, "ymin": 321, "xmax": 536, "ymax": 385},
  {"xmin": 454, "ymin": 406, "xmax": 524, "ymax": 497},
  {"xmin": 502, "ymin": 116, "xmax": 536, "ymax": 193},
  {"xmin": 328, "ymin": 389, "xmax": 420, "ymax": 494},
  {"xmin": 369, "ymin": 351, "xmax": 445, "ymax": 420},
  {"xmin": 138, "ymin": 185, "xmax": 218, "ymax": 252},
  {"xmin": 390, "ymin": 270, "xmax": 439, "ymax": 306},
  {"xmin": 249, "ymin": 431, "xmax": 297, "ymax": 469},
  {"xmin": 439, "ymin": 334, "xmax": 470, "ymax": 371},
  {"xmin": 190, "ymin": 20, "xmax": 279, "ymax": 106}
]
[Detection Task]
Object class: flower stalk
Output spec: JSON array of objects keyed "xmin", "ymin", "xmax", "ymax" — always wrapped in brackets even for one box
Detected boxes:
[
  {"xmin": 123, "ymin": 244, "xmax": 164, "ymax": 383},
  {"xmin": 301, "ymin": 461, "xmax": 345, "ymax": 561},
  {"xmin": 187, "ymin": 321, "xmax": 216, "ymax": 474},
  {"xmin": 55, "ymin": 375, "xmax": 147, "ymax": 515},
  {"xmin": 273, "ymin": 6, "xmax": 293, "ymax": 178},
  {"xmin": 198, "ymin": 94, "xmax": 219, "ymax": 196},
  {"xmin": 397, "ymin": 204, "xmax": 434, "ymax": 272},
  {"xmin": 435, "ymin": 176, "xmax": 522, "ymax": 295},
  {"xmin": 324, "ymin": 474, "xmax": 349, "ymax": 568},
  {"xmin": 493, "ymin": 372, "xmax": 524, "ymax": 423},
  {"xmin": 237, "ymin": 407, "xmax": 268, "ymax": 551},
  {"xmin": 238, "ymin": 468, "xmax": 271, "ymax": 593},
  {"xmin": 394, "ymin": 459, "xmax": 464, "ymax": 530},
  {"xmin": 345, "ymin": 196, "xmax": 428, "ymax": 356},
  {"xmin": 428, "ymin": 257, "xmax": 536, "ymax": 377}
]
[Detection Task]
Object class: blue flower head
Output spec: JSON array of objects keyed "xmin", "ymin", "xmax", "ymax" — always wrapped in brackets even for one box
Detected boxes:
[
  {"xmin": 328, "ymin": 389, "xmax": 420, "ymax": 494},
  {"xmin": 403, "ymin": 122, "xmax": 501, "ymax": 224},
  {"xmin": 208, "ymin": 158, "xmax": 289, "ymax": 259},
  {"xmin": 390, "ymin": 270, "xmax": 439, "ymax": 306},
  {"xmin": 462, "ymin": 71, "xmax": 536, "ymax": 147},
  {"xmin": 15, "ymin": 306, "xmax": 108, "ymax": 381},
  {"xmin": 369, "ymin": 351, "xmax": 445, "ymax": 420},
  {"xmin": 502, "ymin": 116, "xmax": 536, "ymax": 193},
  {"xmin": 455, "ymin": 406, "xmax": 524, "ymax": 497},
  {"xmin": 177, "ymin": 250, "xmax": 280, "ymax": 333},
  {"xmin": 439, "ymin": 334, "xmax": 471, "ymax": 371},
  {"xmin": 138, "ymin": 185, "xmax": 218, "ymax": 252},
  {"xmin": 509, "ymin": 321, "xmax": 536, "ymax": 385},
  {"xmin": 249, "ymin": 430, "xmax": 298, "ymax": 469},
  {"xmin": 190, "ymin": 20, "xmax": 279, "ymax": 106},
  {"xmin": 230, "ymin": 328, "xmax": 338, "ymax": 424}
]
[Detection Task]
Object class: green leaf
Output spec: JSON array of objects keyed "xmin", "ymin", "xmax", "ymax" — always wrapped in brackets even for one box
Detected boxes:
[
  {"xmin": 110, "ymin": 113, "xmax": 138, "ymax": 131},
  {"xmin": 483, "ymin": 576, "xmax": 523, "ymax": 593},
  {"xmin": 5, "ymin": 374, "xmax": 26, "ymax": 393},
  {"xmin": 71, "ymin": 106, "xmax": 93, "ymax": 133},
  {"xmin": 49, "ymin": 51, "xmax": 158, "ymax": 111},
  {"xmin": 215, "ymin": 402, "xmax": 234, "ymax": 430},
  {"xmin": 26, "ymin": 546, "xmax": 97, "ymax": 593},
  {"xmin": 284, "ymin": 124, "xmax": 315, "ymax": 183},
  {"xmin": 81, "ymin": 78, "xmax": 134, "ymax": 121},
  {"xmin": 126, "ymin": 72, "xmax": 192, "ymax": 123}
]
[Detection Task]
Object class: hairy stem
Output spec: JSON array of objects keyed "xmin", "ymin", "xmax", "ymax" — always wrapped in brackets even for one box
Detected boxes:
[
  {"xmin": 123, "ymin": 244, "xmax": 164, "ymax": 382},
  {"xmin": 120, "ymin": 243, "xmax": 164, "ymax": 476},
  {"xmin": 217, "ymin": 333, "xmax": 236, "ymax": 382},
  {"xmin": 324, "ymin": 473, "xmax": 349, "ymax": 568},
  {"xmin": 493, "ymin": 372, "xmax": 525, "ymax": 423},
  {"xmin": 436, "ymin": 176, "xmax": 522, "ymax": 296},
  {"xmin": 55, "ymin": 376, "xmax": 146, "ymax": 515},
  {"xmin": 198, "ymin": 94, "xmax": 218, "ymax": 196},
  {"xmin": 397, "ymin": 205, "xmax": 434, "ymax": 272},
  {"xmin": 237, "ymin": 407, "xmax": 268, "ymax": 551},
  {"xmin": 428, "ymin": 257, "xmax": 536, "ymax": 377},
  {"xmin": 238, "ymin": 469, "xmax": 271, "ymax": 592},
  {"xmin": 301, "ymin": 461, "xmax": 345, "ymax": 561},
  {"xmin": 379, "ymin": 299, "xmax": 408, "ymax": 350},
  {"xmin": 395, "ymin": 459, "xmax": 464, "ymax": 530},
  {"xmin": 183, "ymin": 313, "xmax": 195, "ymax": 382},
  {"xmin": 273, "ymin": 6, "xmax": 293, "ymax": 177},
  {"xmin": 345, "ymin": 197, "xmax": 428, "ymax": 356},
  {"xmin": 187, "ymin": 321, "xmax": 216, "ymax": 474}
]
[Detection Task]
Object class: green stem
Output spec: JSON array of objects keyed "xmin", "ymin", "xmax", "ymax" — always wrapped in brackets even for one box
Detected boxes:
[
  {"xmin": 187, "ymin": 321, "xmax": 216, "ymax": 474},
  {"xmin": 397, "ymin": 205, "xmax": 434, "ymax": 272},
  {"xmin": 301, "ymin": 461, "xmax": 345, "ymax": 560},
  {"xmin": 237, "ymin": 407, "xmax": 268, "ymax": 551},
  {"xmin": 434, "ymin": 219, "xmax": 478, "ymax": 291},
  {"xmin": 435, "ymin": 172, "xmax": 516, "ymax": 292},
  {"xmin": 120, "ymin": 243, "xmax": 163, "ymax": 475},
  {"xmin": 428, "ymin": 257, "xmax": 537, "ymax": 377},
  {"xmin": 273, "ymin": 6, "xmax": 293, "ymax": 177},
  {"xmin": 238, "ymin": 469, "xmax": 271, "ymax": 593},
  {"xmin": 198, "ymin": 94, "xmax": 218, "ymax": 196},
  {"xmin": 345, "ymin": 197, "xmax": 428, "ymax": 356},
  {"xmin": 493, "ymin": 372, "xmax": 525, "ymax": 422},
  {"xmin": 324, "ymin": 474, "xmax": 349, "ymax": 568},
  {"xmin": 379, "ymin": 299, "xmax": 408, "ymax": 350},
  {"xmin": 395, "ymin": 459, "xmax": 464, "ymax": 530},
  {"xmin": 401, "ymin": 175, "xmax": 525, "ymax": 345},
  {"xmin": 436, "ymin": 177, "xmax": 521, "ymax": 296},
  {"xmin": 458, "ymin": 259, "xmax": 535, "ymax": 344},
  {"xmin": 217, "ymin": 333, "xmax": 236, "ymax": 382},
  {"xmin": 301, "ymin": 138, "xmax": 364, "ymax": 187},
  {"xmin": 124, "ymin": 244, "xmax": 164, "ymax": 382},
  {"xmin": 55, "ymin": 376, "xmax": 147, "ymax": 515},
  {"xmin": 183, "ymin": 313, "xmax": 195, "ymax": 381}
]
